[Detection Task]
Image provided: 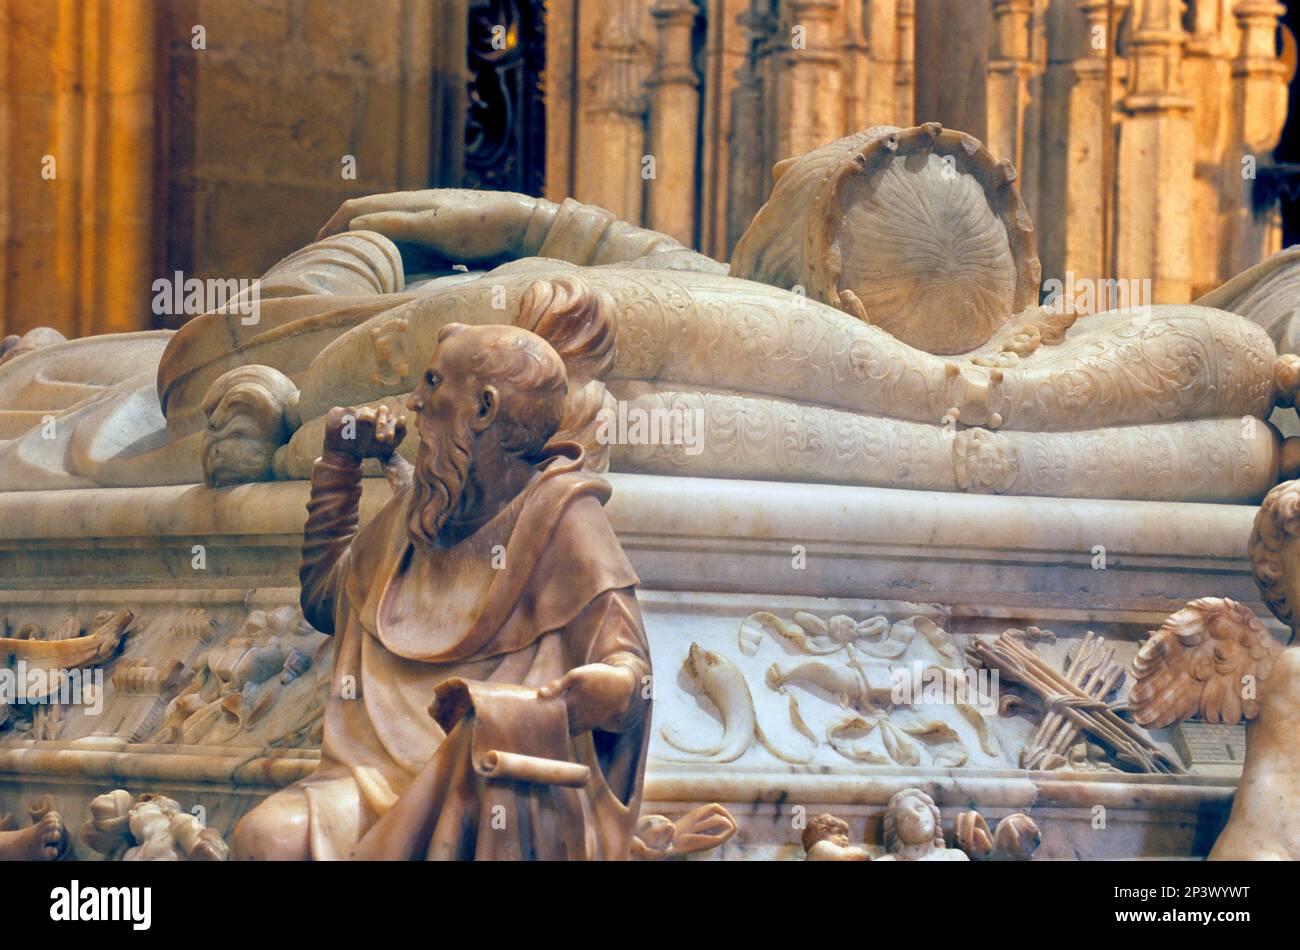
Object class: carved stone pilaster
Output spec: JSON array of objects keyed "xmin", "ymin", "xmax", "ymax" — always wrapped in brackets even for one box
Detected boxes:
[
  {"xmin": 1076, "ymin": 0, "xmax": 1131, "ymax": 71},
  {"xmin": 1122, "ymin": 0, "xmax": 1195, "ymax": 114},
  {"xmin": 894, "ymin": 0, "xmax": 916, "ymax": 124},
  {"xmin": 1015, "ymin": 0, "xmax": 1051, "ymax": 228},
  {"xmin": 1115, "ymin": 0, "xmax": 1195, "ymax": 302},
  {"xmin": 1179, "ymin": 0, "xmax": 1237, "ymax": 297},
  {"xmin": 1223, "ymin": 0, "xmax": 1289, "ymax": 276},
  {"xmin": 577, "ymin": 1, "xmax": 650, "ymax": 223},
  {"xmin": 588, "ymin": 11, "xmax": 650, "ymax": 120},
  {"xmin": 1053, "ymin": 0, "xmax": 1129, "ymax": 284},
  {"xmin": 776, "ymin": 0, "xmax": 842, "ymax": 160},
  {"xmin": 0, "ymin": 0, "xmax": 157, "ymax": 338},
  {"xmin": 699, "ymin": 0, "xmax": 751, "ymax": 258},
  {"xmin": 1235, "ymin": 0, "xmax": 1289, "ymax": 71},
  {"xmin": 726, "ymin": 5, "xmax": 773, "ymax": 254},
  {"xmin": 988, "ymin": 0, "xmax": 1038, "ymax": 172},
  {"xmin": 840, "ymin": 0, "xmax": 872, "ymax": 132},
  {"xmin": 646, "ymin": 0, "xmax": 701, "ymax": 244}
]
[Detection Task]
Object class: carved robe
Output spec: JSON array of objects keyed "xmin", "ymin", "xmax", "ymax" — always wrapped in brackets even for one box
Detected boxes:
[{"xmin": 294, "ymin": 444, "xmax": 650, "ymax": 860}]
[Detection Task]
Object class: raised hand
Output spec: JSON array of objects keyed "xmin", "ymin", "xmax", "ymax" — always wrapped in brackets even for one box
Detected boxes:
[{"xmin": 323, "ymin": 405, "xmax": 407, "ymax": 463}]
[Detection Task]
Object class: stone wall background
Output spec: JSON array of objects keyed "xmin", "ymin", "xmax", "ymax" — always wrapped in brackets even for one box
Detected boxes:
[
  {"xmin": 0, "ymin": 0, "xmax": 443, "ymax": 337},
  {"xmin": 159, "ymin": 0, "xmax": 438, "ymax": 303},
  {"xmin": 0, "ymin": 0, "xmax": 155, "ymax": 338}
]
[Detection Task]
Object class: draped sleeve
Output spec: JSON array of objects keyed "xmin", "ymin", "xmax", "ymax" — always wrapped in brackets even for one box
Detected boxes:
[{"xmin": 300, "ymin": 453, "xmax": 364, "ymax": 634}]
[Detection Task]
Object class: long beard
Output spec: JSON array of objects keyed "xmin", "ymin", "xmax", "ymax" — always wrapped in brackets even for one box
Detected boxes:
[{"xmin": 407, "ymin": 415, "xmax": 474, "ymax": 547}]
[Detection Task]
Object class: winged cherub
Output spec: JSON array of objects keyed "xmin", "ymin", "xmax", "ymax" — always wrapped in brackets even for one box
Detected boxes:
[{"xmin": 1130, "ymin": 478, "xmax": 1300, "ymax": 859}]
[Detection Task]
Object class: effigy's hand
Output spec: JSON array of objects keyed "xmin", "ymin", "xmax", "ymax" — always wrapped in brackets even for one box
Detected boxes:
[
  {"xmin": 316, "ymin": 190, "xmax": 538, "ymax": 261},
  {"xmin": 317, "ymin": 191, "xmax": 449, "ymax": 241},
  {"xmin": 539, "ymin": 663, "xmax": 637, "ymax": 735},
  {"xmin": 322, "ymin": 405, "xmax": 406, "ymax": 463}
]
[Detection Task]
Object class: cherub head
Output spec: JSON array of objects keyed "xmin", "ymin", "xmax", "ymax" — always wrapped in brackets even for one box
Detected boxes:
[
  {"xmin": 127, "ymin": 794, "xmax": 181, "ymax": 845},
  {"xmin": 1251, "ymin": 478, "xmax": 1300, "ymax": 636},
  {"xmin": 801, "ymin": 812, "xmax": 852, "ymax": 854},
  {"xmin": 881, "ymin": 788, "xmax": 945, "ymax": 855}
]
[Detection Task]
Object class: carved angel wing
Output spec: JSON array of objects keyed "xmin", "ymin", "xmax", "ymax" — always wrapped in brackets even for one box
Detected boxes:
[{"xmin": 1130, "ymin": 597, "xmax": 1282, "ymax": 728}]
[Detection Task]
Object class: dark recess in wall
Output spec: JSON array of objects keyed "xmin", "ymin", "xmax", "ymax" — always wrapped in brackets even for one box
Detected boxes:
[{"xmin": 1275, "ymin": 0, "xmax": 1300, "ymax": 245}]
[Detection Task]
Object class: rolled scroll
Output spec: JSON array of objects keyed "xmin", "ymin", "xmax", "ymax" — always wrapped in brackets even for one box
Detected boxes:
[
  {"xmin": 474, "ymin": 750, "xmax": 590, "ymax": 787},
  {"xmin": 432, "ymin": 677, "xmax": 591, "ymax": 788}
]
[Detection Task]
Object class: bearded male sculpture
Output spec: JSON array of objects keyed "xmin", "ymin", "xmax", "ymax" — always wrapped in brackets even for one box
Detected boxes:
[{"xmin": 230, "ymin": 292, "xmax": 653, "ymax": 860}]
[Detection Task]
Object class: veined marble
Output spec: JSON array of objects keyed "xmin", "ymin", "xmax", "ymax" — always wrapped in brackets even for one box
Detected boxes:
[
  {"xmin": 0, "ymin": 475, "xmax": 1264, "ymax": 859},
  {"xmin": 2, "ymin": 124, "xmax": 1298, "ymax": 861}
]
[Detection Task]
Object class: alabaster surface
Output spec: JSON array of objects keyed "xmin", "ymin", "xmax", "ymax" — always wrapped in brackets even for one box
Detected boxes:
[
  {"xmin": 3, "ymin": 123, "xmax": 1299, "ymax": 862},
  {"xmin": 2, "ymin": 126, "xmax": 1299, "ymax": 505},
  {"xmin": 0, "ymin": 473, "xmax": 1269, "ymax": 860},
  {"xmin": 1125, "ymin": 479, "xmax": 1300, "ymax": 860}
]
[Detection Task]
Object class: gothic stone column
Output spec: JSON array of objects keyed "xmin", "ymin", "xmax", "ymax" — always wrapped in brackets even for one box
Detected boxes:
[
  {"xmin": 1224, "ymin": 0, "xmax": 1289, "ymax": 279},
  {"xmin": 646, "ymin": 0, "xmax": 701, "ymax": 245},
  {"xmin": 1115, "ymin": 0, "xmax": 1195, "ymax": 303},
  {"xmin": 913, "ymin": 0, "xmax": 991, "ymax": 139}
]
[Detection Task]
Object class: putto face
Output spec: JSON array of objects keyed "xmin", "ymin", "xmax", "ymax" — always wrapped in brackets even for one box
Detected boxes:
[{"xmin": 893, "ymin": 793, "xmax": 936, "ymax": 846}]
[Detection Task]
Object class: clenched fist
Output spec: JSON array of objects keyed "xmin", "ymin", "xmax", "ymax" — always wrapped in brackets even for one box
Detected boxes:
[{"xmin": 323, "ymin": 405, "xmax": 407, "ymax": 463}]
